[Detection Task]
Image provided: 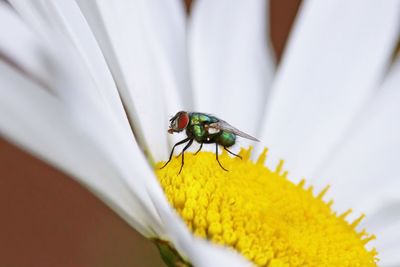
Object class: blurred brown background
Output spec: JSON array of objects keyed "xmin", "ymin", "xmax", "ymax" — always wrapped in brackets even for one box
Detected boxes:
[{"xmin": 0, "ymin": 1, "xmax": 300, "ymax": 267}]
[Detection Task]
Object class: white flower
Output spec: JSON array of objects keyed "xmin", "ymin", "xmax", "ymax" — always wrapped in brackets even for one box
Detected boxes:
[{"xmin": 0, "ymin": 0, "xmax": 399, "ymax": 266}]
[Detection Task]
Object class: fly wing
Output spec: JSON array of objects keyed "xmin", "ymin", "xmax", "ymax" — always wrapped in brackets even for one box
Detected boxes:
[{"xmin": 208, "ymin": 120, "xmax": 259, "ymax": 142}]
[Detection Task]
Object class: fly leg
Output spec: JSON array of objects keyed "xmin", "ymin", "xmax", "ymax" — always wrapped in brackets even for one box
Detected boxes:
[
  {"xmin": 216, "ymin": 144, "xmax": 228, "ymax": 171},
  {"xmin": 177, "ymin": 142, "xmax": 203, "ymax": 158},
  {"xmin": 175, "ymin": 142, "xmax": 202, "ymax": 158},
  {"xmin": 179, "ymin": 139, "xmax": 194, "ymax": 174},
  {"xmin": 194, "ymin": 143, "xmax": 203, "ymax": 155},
  {"xmin": 160, "ymin": 137, "xmax": 191, "ymax": 169},
  {"xmin": 224, "ymin": 147, "xmax": 242, "ymax": 159}
]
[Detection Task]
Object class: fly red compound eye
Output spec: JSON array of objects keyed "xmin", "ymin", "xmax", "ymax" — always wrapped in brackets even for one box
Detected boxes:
[{"xmin": 177, "ymin": 112, "xmax": 189, "ymax": 129}]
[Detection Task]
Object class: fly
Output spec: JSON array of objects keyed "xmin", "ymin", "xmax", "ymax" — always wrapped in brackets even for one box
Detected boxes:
[{"xmin": 160, "ymin": 111, "xmax": 259, "ymax": 174}]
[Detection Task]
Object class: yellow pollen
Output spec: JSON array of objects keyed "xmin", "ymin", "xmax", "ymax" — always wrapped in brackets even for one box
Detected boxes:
[{"xmin": 155, "ymin": 147, "xmax": 377, "ymax": 266}]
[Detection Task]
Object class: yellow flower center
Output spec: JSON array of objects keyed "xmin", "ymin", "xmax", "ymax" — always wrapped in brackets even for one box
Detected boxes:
[{"xmin": 155, "ymin": 148, "xmax": 377, "ymax": 266}]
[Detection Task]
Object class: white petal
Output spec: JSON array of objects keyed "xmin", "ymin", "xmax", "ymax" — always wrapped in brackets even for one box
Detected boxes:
[
  {"xmin": 363, "ymin": 201, "xmax": 400, "ymax": 266},
  {"xmin": 0, "ymin": 61, "xmax": 156, "ymax": 237},
  {"xmin": 189, "ymin": 0, "xmax": 275, "ymax": 137},
  {"xmin": 257, "ymin": 0, "xmax": 400, "ymax": 180},
  {"xmin": 0, "ymin": 5, "xmax": 170, "ymax": 238},
  {"xmin": 8, "ymin": 0, "xmax": 134, "ymax": 145},
  {"xmin": 315, "ymin": 59, "xmax": 400, "ymax": 212},
  {"xmin": 374, "ymin": 219, "xmax": 400, "ymax": 266},
  {"xmin": 314, "ymin": 59, "xmax": 400, "ymax": 265},
  {"xmin": 182, "ymin": 239, "xmax": 253, "ymax": 267},
  {"xmin": 76, "ymin": 0, "xmax": 189, "ymax": 161},
  {"xmin": 0, "ymin": 2, "xmax": 52, "ymax": 88}
]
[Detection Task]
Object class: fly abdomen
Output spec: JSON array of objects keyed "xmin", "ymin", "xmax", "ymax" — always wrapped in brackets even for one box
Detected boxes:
[{"xmin": 217, "ymin": 131, "xmax": 236, "ymax": 147}]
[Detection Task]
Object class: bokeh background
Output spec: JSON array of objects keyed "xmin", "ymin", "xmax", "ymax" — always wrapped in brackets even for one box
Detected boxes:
[{"xmin": 0, "ymin": 1, "xmax": 301, "ymax": 266}]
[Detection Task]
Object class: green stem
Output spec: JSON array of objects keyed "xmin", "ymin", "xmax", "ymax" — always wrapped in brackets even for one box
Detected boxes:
[{"xmin": 154, "ymin": 239, "xmax": 192, "ymax": 267}]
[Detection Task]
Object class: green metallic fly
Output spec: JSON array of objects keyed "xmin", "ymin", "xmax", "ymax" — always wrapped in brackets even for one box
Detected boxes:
[{"xmin": 160, "ymin": 111, "xmax": 259, "ymax": 174}]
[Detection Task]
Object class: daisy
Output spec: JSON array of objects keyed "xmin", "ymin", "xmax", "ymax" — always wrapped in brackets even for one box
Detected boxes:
[{"xmin": 1, "ymin": 0, "xmax": 399, "ymax": 266}]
